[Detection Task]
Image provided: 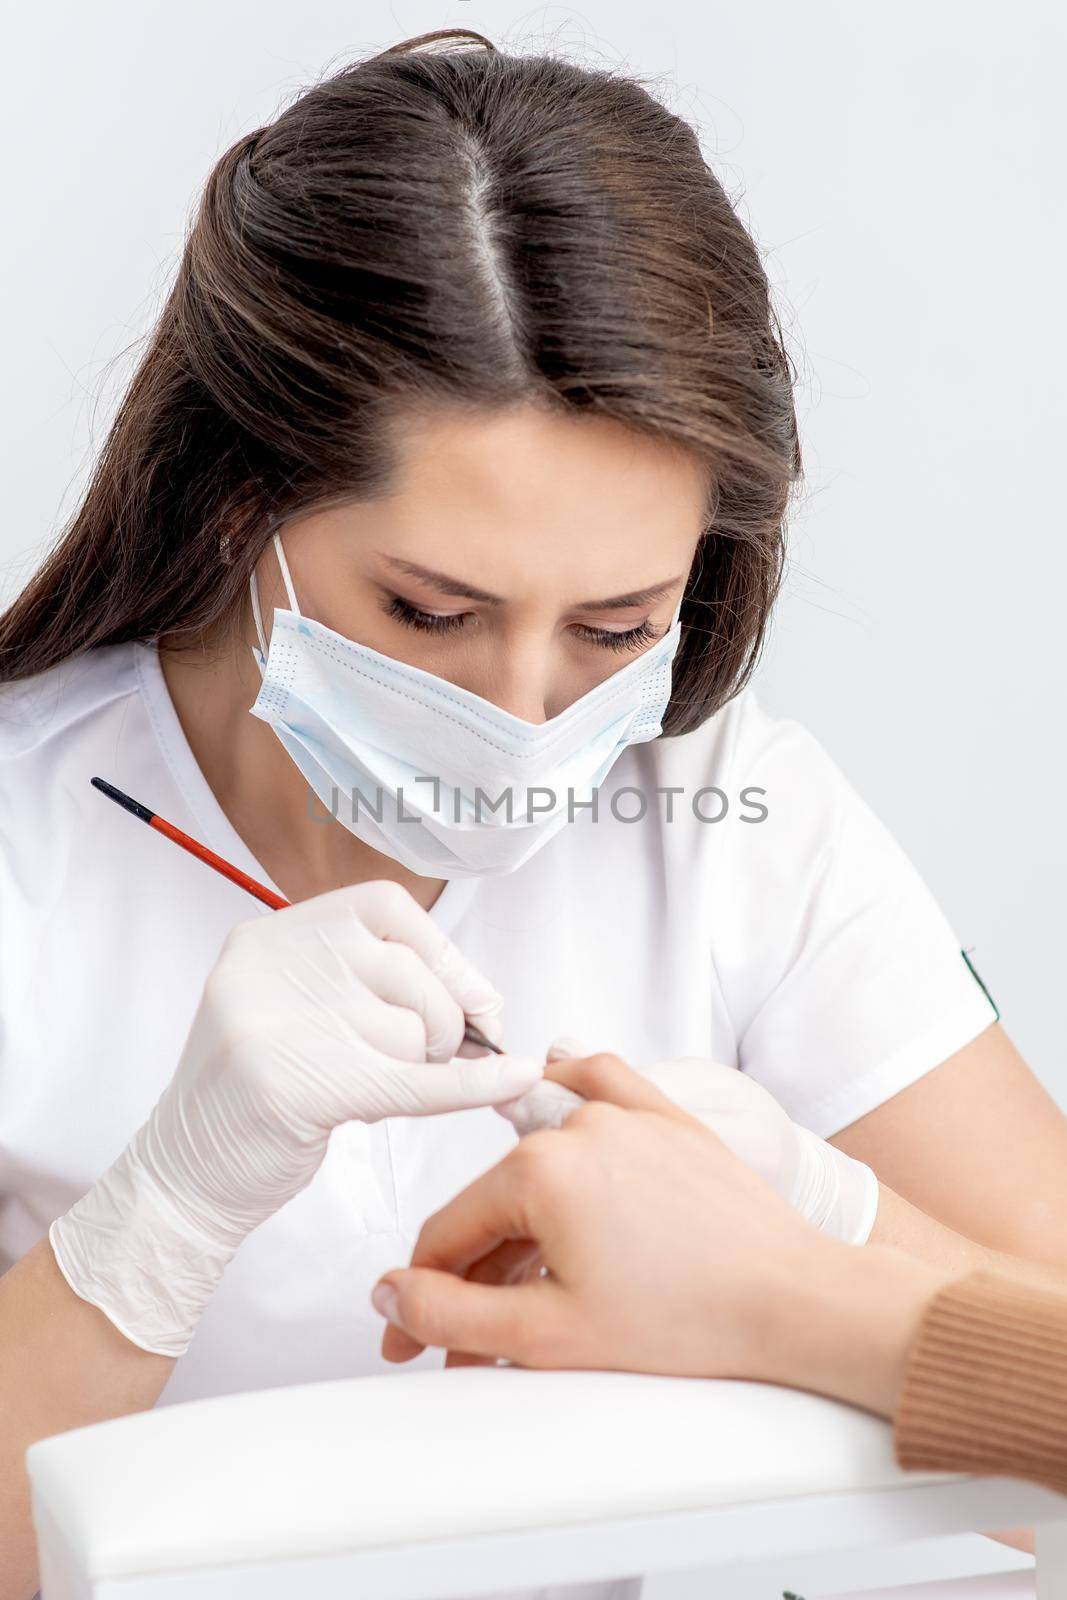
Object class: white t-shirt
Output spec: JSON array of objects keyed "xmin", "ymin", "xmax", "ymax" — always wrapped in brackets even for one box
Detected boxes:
[{"xmin": 0, "ymin": 640, "xmax": 994, "ymax": 1585}]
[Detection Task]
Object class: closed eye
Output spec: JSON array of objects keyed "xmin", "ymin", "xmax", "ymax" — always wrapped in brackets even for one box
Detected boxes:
[
  {"xmin": 384, "ymin": 595, "xmax": 664, "ymax": 654},
  {"xmin": 570, "ymin": 620, "xmax": 662, "ymax": 652},
  {"xmin": 385, "ymin": 595, "xmax": 468, "ymax": 635}
]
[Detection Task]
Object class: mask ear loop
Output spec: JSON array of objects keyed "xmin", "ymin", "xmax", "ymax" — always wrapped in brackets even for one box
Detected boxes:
[
  {"xmin": 249, "ymin": 528, "xmax": 301, "ymax": 661},
  {"xmin": 249, "ymin": 572, "xmax": 268, "ymax": 661},
  {"xmin": 272, "ymin": 531, "xmax": 300, "ymax": 613}
]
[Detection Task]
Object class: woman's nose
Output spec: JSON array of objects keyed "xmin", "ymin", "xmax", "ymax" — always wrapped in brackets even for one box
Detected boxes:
[
  {"xmin": 487, "ymin": 675, "xmax": 551, "ymax": 725},
  {"xmin": 478, "ymin": 640, "xmax": 558, "ymax": 724}
]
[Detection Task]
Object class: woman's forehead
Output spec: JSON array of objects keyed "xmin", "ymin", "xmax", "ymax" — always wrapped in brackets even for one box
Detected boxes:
[{"xmin": 293, "ymin": 402, "xmax": 707, "ymax": 599}]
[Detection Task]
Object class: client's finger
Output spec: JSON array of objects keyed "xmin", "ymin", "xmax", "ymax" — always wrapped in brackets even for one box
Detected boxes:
[
  {"xmin": 466, "ymin": 1238, "xmax": 543, "ymax": 1285},
  {"xmin": 408, "ymin": 1131, "xmax": 556, "ymax": 1273},
  {"xmin": 375, "ymin": 1137, "xmax": 549, "ymax": 1361},
  {"xmin": 444, "ymin": 1239, "xmax": 544, "ymax": 1368},
  {"xmin": 543, "ymin": 1052, "xmax": 689, "ymax": 1119},
  {"xmin": 380, "ymin": 1320, "xmax": 425, "ymax": 1363},
  {"xmin": 378, "ymin": 1268, "xmax": 563, "ymax": 1365},
  {"xmin": 444, "ymin": 1349, "xmax": 492, "ymax": 1368}
]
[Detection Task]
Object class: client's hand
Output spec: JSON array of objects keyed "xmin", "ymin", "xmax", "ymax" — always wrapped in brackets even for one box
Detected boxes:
[
  {"xmin": 496, "ymin": 1042, "xmax": 879, "ymax": 1246},
  {"xmin": 371, "ymin": 1055, "xmax": 944, "ymax": 1415}
]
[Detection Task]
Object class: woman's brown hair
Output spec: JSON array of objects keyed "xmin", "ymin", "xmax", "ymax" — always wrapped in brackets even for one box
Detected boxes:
[{"xmin": 0, "ymin": 28, "xmax": 801, "ymax": 733}]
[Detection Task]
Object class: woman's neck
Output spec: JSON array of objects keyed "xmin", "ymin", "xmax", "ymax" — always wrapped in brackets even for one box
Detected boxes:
[{"xmin": 156, "ymin": 624, "xmax": 448, "ymax": 912}]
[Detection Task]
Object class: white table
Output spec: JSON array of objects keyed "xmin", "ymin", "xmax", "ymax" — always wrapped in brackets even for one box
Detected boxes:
[{"xmin": 25, "ymin": 1367, "xmax": 1067, "ymax": 1599}]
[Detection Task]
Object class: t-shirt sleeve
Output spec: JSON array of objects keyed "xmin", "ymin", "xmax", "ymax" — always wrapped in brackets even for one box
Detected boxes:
[{"xmin": 709, "ymin": 696, "xmax": 998, "ymax": 1138}]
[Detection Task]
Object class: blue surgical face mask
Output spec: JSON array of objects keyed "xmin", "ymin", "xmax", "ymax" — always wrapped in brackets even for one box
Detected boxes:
[{"xmin": 248, "ymin": 532, "xmax": 683, "ymax": 878}]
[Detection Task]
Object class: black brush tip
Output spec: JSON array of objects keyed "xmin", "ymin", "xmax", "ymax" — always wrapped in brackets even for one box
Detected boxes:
[{"xmin": 90, "ymin": 776, "xmax": 155, "ymax": 825}]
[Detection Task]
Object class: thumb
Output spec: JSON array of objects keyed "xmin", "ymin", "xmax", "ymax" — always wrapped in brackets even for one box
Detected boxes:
[
  {"xmin": 373, "ymin": 1267, "xmax": 549, "ymax": 1365},
  {"xmin": 396, "ymin": 1053, "xmax": 544, "ymax": 1117}
]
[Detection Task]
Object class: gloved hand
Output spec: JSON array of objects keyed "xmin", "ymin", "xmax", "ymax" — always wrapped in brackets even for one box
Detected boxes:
[
  {"xmin": 49, "ymin": 881, "xmax": 541, "ymax": 1358},
  {"xmin": 496, "ymin": 1040, "xmax": 878, "ymax": 1246}
]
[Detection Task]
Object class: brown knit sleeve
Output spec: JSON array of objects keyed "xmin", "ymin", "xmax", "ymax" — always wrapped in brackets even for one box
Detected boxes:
[{"xmin": 895, "ymin": 1270, "xmax": 1067, "ymax": 1496}]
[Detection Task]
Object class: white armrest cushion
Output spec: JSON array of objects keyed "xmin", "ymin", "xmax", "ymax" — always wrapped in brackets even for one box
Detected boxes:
[{"xmin": 27, "ymin": 1367, "xmax": 927, "ymax": 1582}]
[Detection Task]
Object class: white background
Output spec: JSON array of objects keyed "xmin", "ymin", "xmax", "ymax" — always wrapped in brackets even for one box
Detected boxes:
[
  {"xmin": 7, "ymin": 3, "xmax": 1063, "ymax": 1095},
  {"xmin": 2, "ymin": 4, "xmax": 1064, "ymax": 1593}
]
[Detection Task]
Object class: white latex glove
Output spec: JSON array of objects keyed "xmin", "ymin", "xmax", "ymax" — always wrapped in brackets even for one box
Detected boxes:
[
  {"xmin": 50, "ymin": 882, "xmax": 541, "ymax": 1357},
  {"xmin": 496, "ymin": 1038, "xmax": 878, "ymax": 1246}
]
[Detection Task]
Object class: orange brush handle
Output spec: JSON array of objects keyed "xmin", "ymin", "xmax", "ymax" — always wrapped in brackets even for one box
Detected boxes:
[{"xmin": 150, "ymin": 817, "xmax": 291, "ymax": 910}]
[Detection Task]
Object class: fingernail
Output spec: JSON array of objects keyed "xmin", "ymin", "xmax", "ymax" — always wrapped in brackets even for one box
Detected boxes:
[{"xmin": 371, "ymin": 1281, "xmax": 402, "ymax": 1325}]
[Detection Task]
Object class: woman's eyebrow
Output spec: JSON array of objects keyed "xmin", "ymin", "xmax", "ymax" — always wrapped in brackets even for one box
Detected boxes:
[
  {"xmin": 380, "ymin": 555, "xmax": 682, "ymax": 611},
  {"xmin": 575, "ymin": 576, "xmax": 684, "ymax": 611},
  {"xmin": 380, "ymin": 556, "xmax": 502, "ymax": 602}
]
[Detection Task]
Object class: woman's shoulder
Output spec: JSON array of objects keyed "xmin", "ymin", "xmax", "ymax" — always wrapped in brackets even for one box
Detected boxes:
[
  {"xmin": 0, "ymin": 642, "xmax": 148, "ymax": 892},
  {"xmin": 0, "ymin": 641, "xmax": 144, "ymax": 764},
  {"xmin": 641, "ymin": 685, "xmax": 849, "ymax": 797},
  {"xmin": 615, "ymin": 684, "xmax": 879, "ymax": 881}
]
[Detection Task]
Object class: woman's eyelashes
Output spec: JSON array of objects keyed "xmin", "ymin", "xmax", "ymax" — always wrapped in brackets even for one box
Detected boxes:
[
  {"xmin": 570, "ymin": 619, "xmax": 660, "ymax": 653},
  {"xmin": 383, "ymin": 595, "xmax": 663, "ymax": 653},
  {"xmin": 385, "ymin": 595, "xmax": 466, "ymax": 635}
]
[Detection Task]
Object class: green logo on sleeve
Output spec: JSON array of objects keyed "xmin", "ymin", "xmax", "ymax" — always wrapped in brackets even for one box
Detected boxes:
[{"xmin": 962, "ymin": 948, "xmax": 1000, "ymax": 1022}]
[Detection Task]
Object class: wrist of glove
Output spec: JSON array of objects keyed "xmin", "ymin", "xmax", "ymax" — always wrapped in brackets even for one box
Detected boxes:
[
  {"xmin": 50, "ymin": 1131, "xmax": 240, "ymax": 1358},
  {"xmin": 496, "ymin": 1043, "xmax": 879, "ymax": 1247},
  {"xmin": 786, "ymin": 1122, "xmax": 879, "ymax": 1245},
  {"xmin": 50, "ymin": 882, "xmax": 540, "ymax": 1358}
]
